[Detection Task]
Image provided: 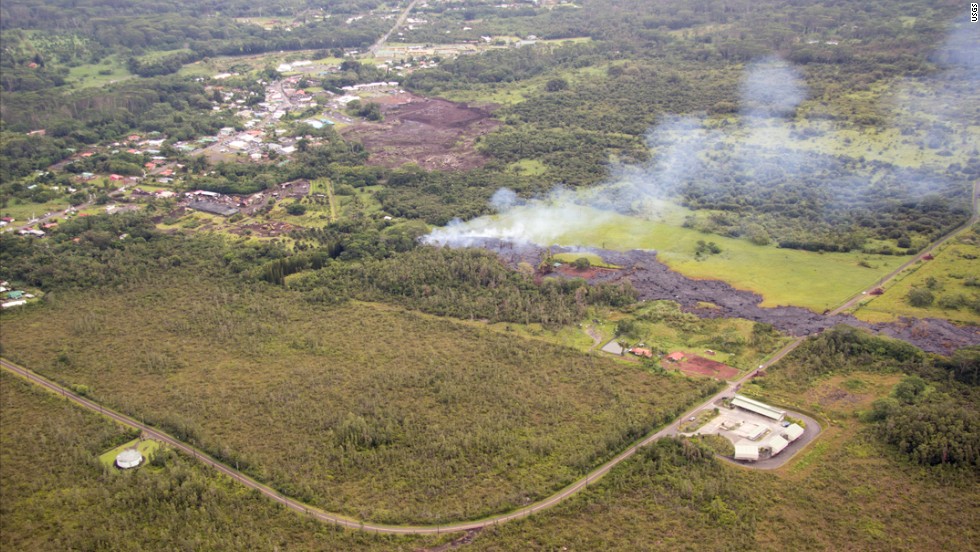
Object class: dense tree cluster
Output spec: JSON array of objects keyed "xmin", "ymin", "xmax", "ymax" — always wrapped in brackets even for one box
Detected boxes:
[
  {"xmin": 292, "ymin": 246, "xmax": 638, "ymax": 327},
  {"xmin": 867, "ymin": 375, "xmax": 980, "ymax": 468}
]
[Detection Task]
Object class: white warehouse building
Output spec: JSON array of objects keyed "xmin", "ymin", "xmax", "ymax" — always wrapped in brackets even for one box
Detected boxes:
[{"xmin": 732, "ymin": 395, "xmax": 786, "ymax": 421}]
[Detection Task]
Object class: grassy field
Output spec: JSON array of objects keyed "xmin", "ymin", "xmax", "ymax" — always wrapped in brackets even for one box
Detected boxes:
[
  {"xmin": 0, "ymin": 372, "xmax": 443, "ymax": 551},
  {"xmin": 0, "ymin": 197, "xmax": 72, "ymax": 223},
  {"xmin": 97, "ymin": 437, "xmax": 161, "ymax": 468},
  {"xmin": 440, "ymin": 61, "xmax": 608, "ymax": 107},
  {"xmin": 852, "ymin": 226, "xmax": 980, "ymax": 325},
  {"xmin": 0, "ymin": 274, "xmax": 715, "ymax": 524},
  {"xmin": 481, "ymin": 204, "xmax": 906, "ymax": 312},
  {"xmin": 177, "ymin": 49, "xmax": 340, "ymax": 79},
  {"xmin": 65, "ymin": 55, "xmax": 134, "ymax": 89},
  {"xmin": 551, "ymin": 252, "xmax": 621, "ymax": 269},
  {"xmin": 507, "ymin": 159, "xmax": 548, "ymax": 176}
]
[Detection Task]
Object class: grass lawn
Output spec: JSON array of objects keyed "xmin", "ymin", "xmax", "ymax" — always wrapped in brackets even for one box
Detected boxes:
[
  {"xmin": 609, "ymin": 301, "xmax": 787, "ymax": 372},
  {"xmin": 551, "ymin": 252, "xmax": 621, "ymax": 269},
  {"xmin": 481, "ymin": 319, "xmax": 598, "ymax": 352},
  {"xmin": 478, "ymin": 204, "xmax": 906, "ymax": 312},
  {"xmin": 677, "ymin": 408, "xmax": 718, "ymax": 433},
  {"xmin": 507, "ymin": 159, "xmax": 548, "ymax": 176},
  {"xmin": 65, "ymin": 55, "xmax": 134, "ymax": 89},
  {"xmin": 852, "ymin": 227, "xmax": 980, "ymax": 325},
  {"xmin": 1, "ymin": 198, "xmax": 72, "ymax": 222}
]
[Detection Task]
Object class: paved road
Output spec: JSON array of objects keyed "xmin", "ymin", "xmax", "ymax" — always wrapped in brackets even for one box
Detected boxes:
[
  {"xmin": 0, "ymin": 338, "xmax": 809, "ymax": 535},
  {"xmin": 832, "ymin": 180, "xmax": 980, "ymax": 316}
]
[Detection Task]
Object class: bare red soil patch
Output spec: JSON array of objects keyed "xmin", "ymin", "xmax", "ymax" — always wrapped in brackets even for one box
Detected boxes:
[
  {"xmin": 341, "ymin": 93, "xmax": 500, "ymax": 171},
  {"xmin": 670, "ymin": 355, "xmax": 739, "ymax": 380}
]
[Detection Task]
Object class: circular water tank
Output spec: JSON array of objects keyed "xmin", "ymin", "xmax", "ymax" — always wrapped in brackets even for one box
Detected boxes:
[{"xmin": 115, "ymin": 448, "xmax": 143, "ymax": 469}]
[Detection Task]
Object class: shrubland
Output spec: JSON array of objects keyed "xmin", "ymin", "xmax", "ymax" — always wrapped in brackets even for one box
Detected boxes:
[
  {"xmin": 0, "ymin": 372, "xmax": 441, "ymax": 551},
  {"xmin": 0, "ymin": 214, "xmax": 717, "ymax": 524}
]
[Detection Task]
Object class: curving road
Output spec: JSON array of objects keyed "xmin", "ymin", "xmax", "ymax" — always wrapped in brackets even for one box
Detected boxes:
[{"xmin": 0, "ymin": 340, "xmax": 805, "ymax": 535}]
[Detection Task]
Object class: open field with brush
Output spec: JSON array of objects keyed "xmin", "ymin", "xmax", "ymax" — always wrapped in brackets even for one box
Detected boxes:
[
  {"xmin": 0, "ymin": 372, "xmax": 443, "ymax": 551},
  {"xmin": 852, "ymin": 226, "xmax": 980, "ymax": 325},
  {"xmin": 0, "ymin": 272, "xmax": 715, "ymax": 524}
]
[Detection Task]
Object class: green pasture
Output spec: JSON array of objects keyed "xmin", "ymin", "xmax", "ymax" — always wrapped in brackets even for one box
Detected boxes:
[
  {"xmin": 852, "ymin": 228, "xmax": 980, "ymax": 325},
  {"xmin": 66, "ymin": 56, "xmax": 133, "ymax": 89},
  {"xmin": 478, "ymin": 204, "xmax": 906, "ymax": 311},
  {"xmin": 1, "ymin": 198, "xmax": 71, "ymax": 223},
  {"xmin": 551, "ymin": 251, "xmax": 621, "ymax": 269}
]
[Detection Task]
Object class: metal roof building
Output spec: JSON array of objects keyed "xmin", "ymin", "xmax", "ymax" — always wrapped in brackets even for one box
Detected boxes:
[
  {"xmin": 732, "ymin": 395, "xmax": 786, "ymax": 421},
  {"xmin": 189, "ymin": 200, "xmax": 239, "ymax": 217},
  {"xmin": 734, "ymin": 444, "xmax": 759, "ymax": 462},
  {"xmin": 115, "ymin": 448, "xmax": 143, "ymax": 469},
  {"xmin": 782, "ymin": 423, "xmax": 805, "ymax": 442},
  {"xmin": 768, "ymin": 435, "xmax": 790, "ymax": 456}
]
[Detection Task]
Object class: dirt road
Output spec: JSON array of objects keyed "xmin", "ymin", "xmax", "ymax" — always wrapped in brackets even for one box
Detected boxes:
[{"xmin": 369, "ymin": 0, "xmax": 420, "ymax": 55}]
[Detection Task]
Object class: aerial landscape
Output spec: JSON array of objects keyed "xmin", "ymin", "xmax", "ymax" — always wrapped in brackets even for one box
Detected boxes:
[{"xmin": 0, "ymin": 0, "xmax": 977, "ymax": 550}]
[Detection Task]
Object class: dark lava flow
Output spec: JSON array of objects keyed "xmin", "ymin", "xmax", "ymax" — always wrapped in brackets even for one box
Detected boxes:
[{"xmin": 468, "ymin": 238, "xmax": 980, "ymax": 356}]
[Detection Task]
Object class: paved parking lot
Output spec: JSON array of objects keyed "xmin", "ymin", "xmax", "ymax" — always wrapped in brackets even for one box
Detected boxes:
[{"xmin": 680, "ymin": 399, "xmax": 821, "ymax": 469}]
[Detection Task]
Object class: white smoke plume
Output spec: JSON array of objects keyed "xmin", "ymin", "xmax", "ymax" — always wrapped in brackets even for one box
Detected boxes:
[
  {"xmin": 739, "ymin": 57, "xmax": 807, "ymax": 120},
  {"xmin": 423, "ymin": 29, "xmax": 976, "ymax": 250}
]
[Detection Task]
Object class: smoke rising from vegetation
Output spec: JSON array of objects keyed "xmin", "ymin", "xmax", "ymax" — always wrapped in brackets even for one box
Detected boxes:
[
  {"xmin": 424, "ymin": 57, "xmax": 808, "ymax": 247},
  {"xmin": 425, "ymin": 39, "xmax": 975, "ymax": 249},
  {"xmin": 739, "ymin": 57, "xmax": 807, "ymax": 119}
]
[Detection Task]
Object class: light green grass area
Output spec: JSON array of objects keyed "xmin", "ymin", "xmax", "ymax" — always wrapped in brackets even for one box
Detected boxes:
[
  {"xmin": 607, "ymin": 301, "xmax": 786, "ymax": 372},
  {"xmin": 66, "ymin": 55, "xmax": 133, "ymax": 89},
  {"xmin": 481, "ymin": 320, "xmax": 598, "ymax": 352},
  {"xmin": 734, "ymin": 117, "xmax": 972, "ymax": 168},
  {"xmin": 551, "ymin": 252, "xmax": 620, "ymax": 269},
  {"xmin": 97, "ymin": 438, "xmax": 160, "ymax": 468},
  {"xmin": 75, "ymin": 206, "xmax": 112, "ymax": 217},
  {"xmin": 440, "ymin": 62, "xmax": 607, "ymax": 106},
  {"xmin": 174, "ymin": 61, "xmax": 214, "ymax": 78},
  {"xmin": 178, "ymin": 49, "xmax": 336, "ymax": 79},
  {"xmin": 0, "ymin": 198, "xmax": 73, "ymax": 223},
  {"xmin": 470, "ymin": 204, "xmax": 906, "ymax": 311},
  {"xmin": 234, "ymin": 16, "xmax": 300, "ymax": 30},
  {"xmin": 439, "ymin": 81, "xmax": 538, "ymax": 106},
  {"xmin": 852, "ymin": 227, "xmax": 980, "ymax": 325},
  {"xmin": 507, "ymin": 159, "xmax": 547, "ymax": 176},
  {"xmin": 539, "ymin": 37, "xmax": 592, "ymax": 45},
  {"xmin": 678, "ymin": 408, "xmax": 718, "ymax": 433}
]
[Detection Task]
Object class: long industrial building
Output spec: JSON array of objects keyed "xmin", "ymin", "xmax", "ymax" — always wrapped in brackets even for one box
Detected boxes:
[{"xmin": 732, "ymin": 394, "xmax": 786, "ymax": 421}]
